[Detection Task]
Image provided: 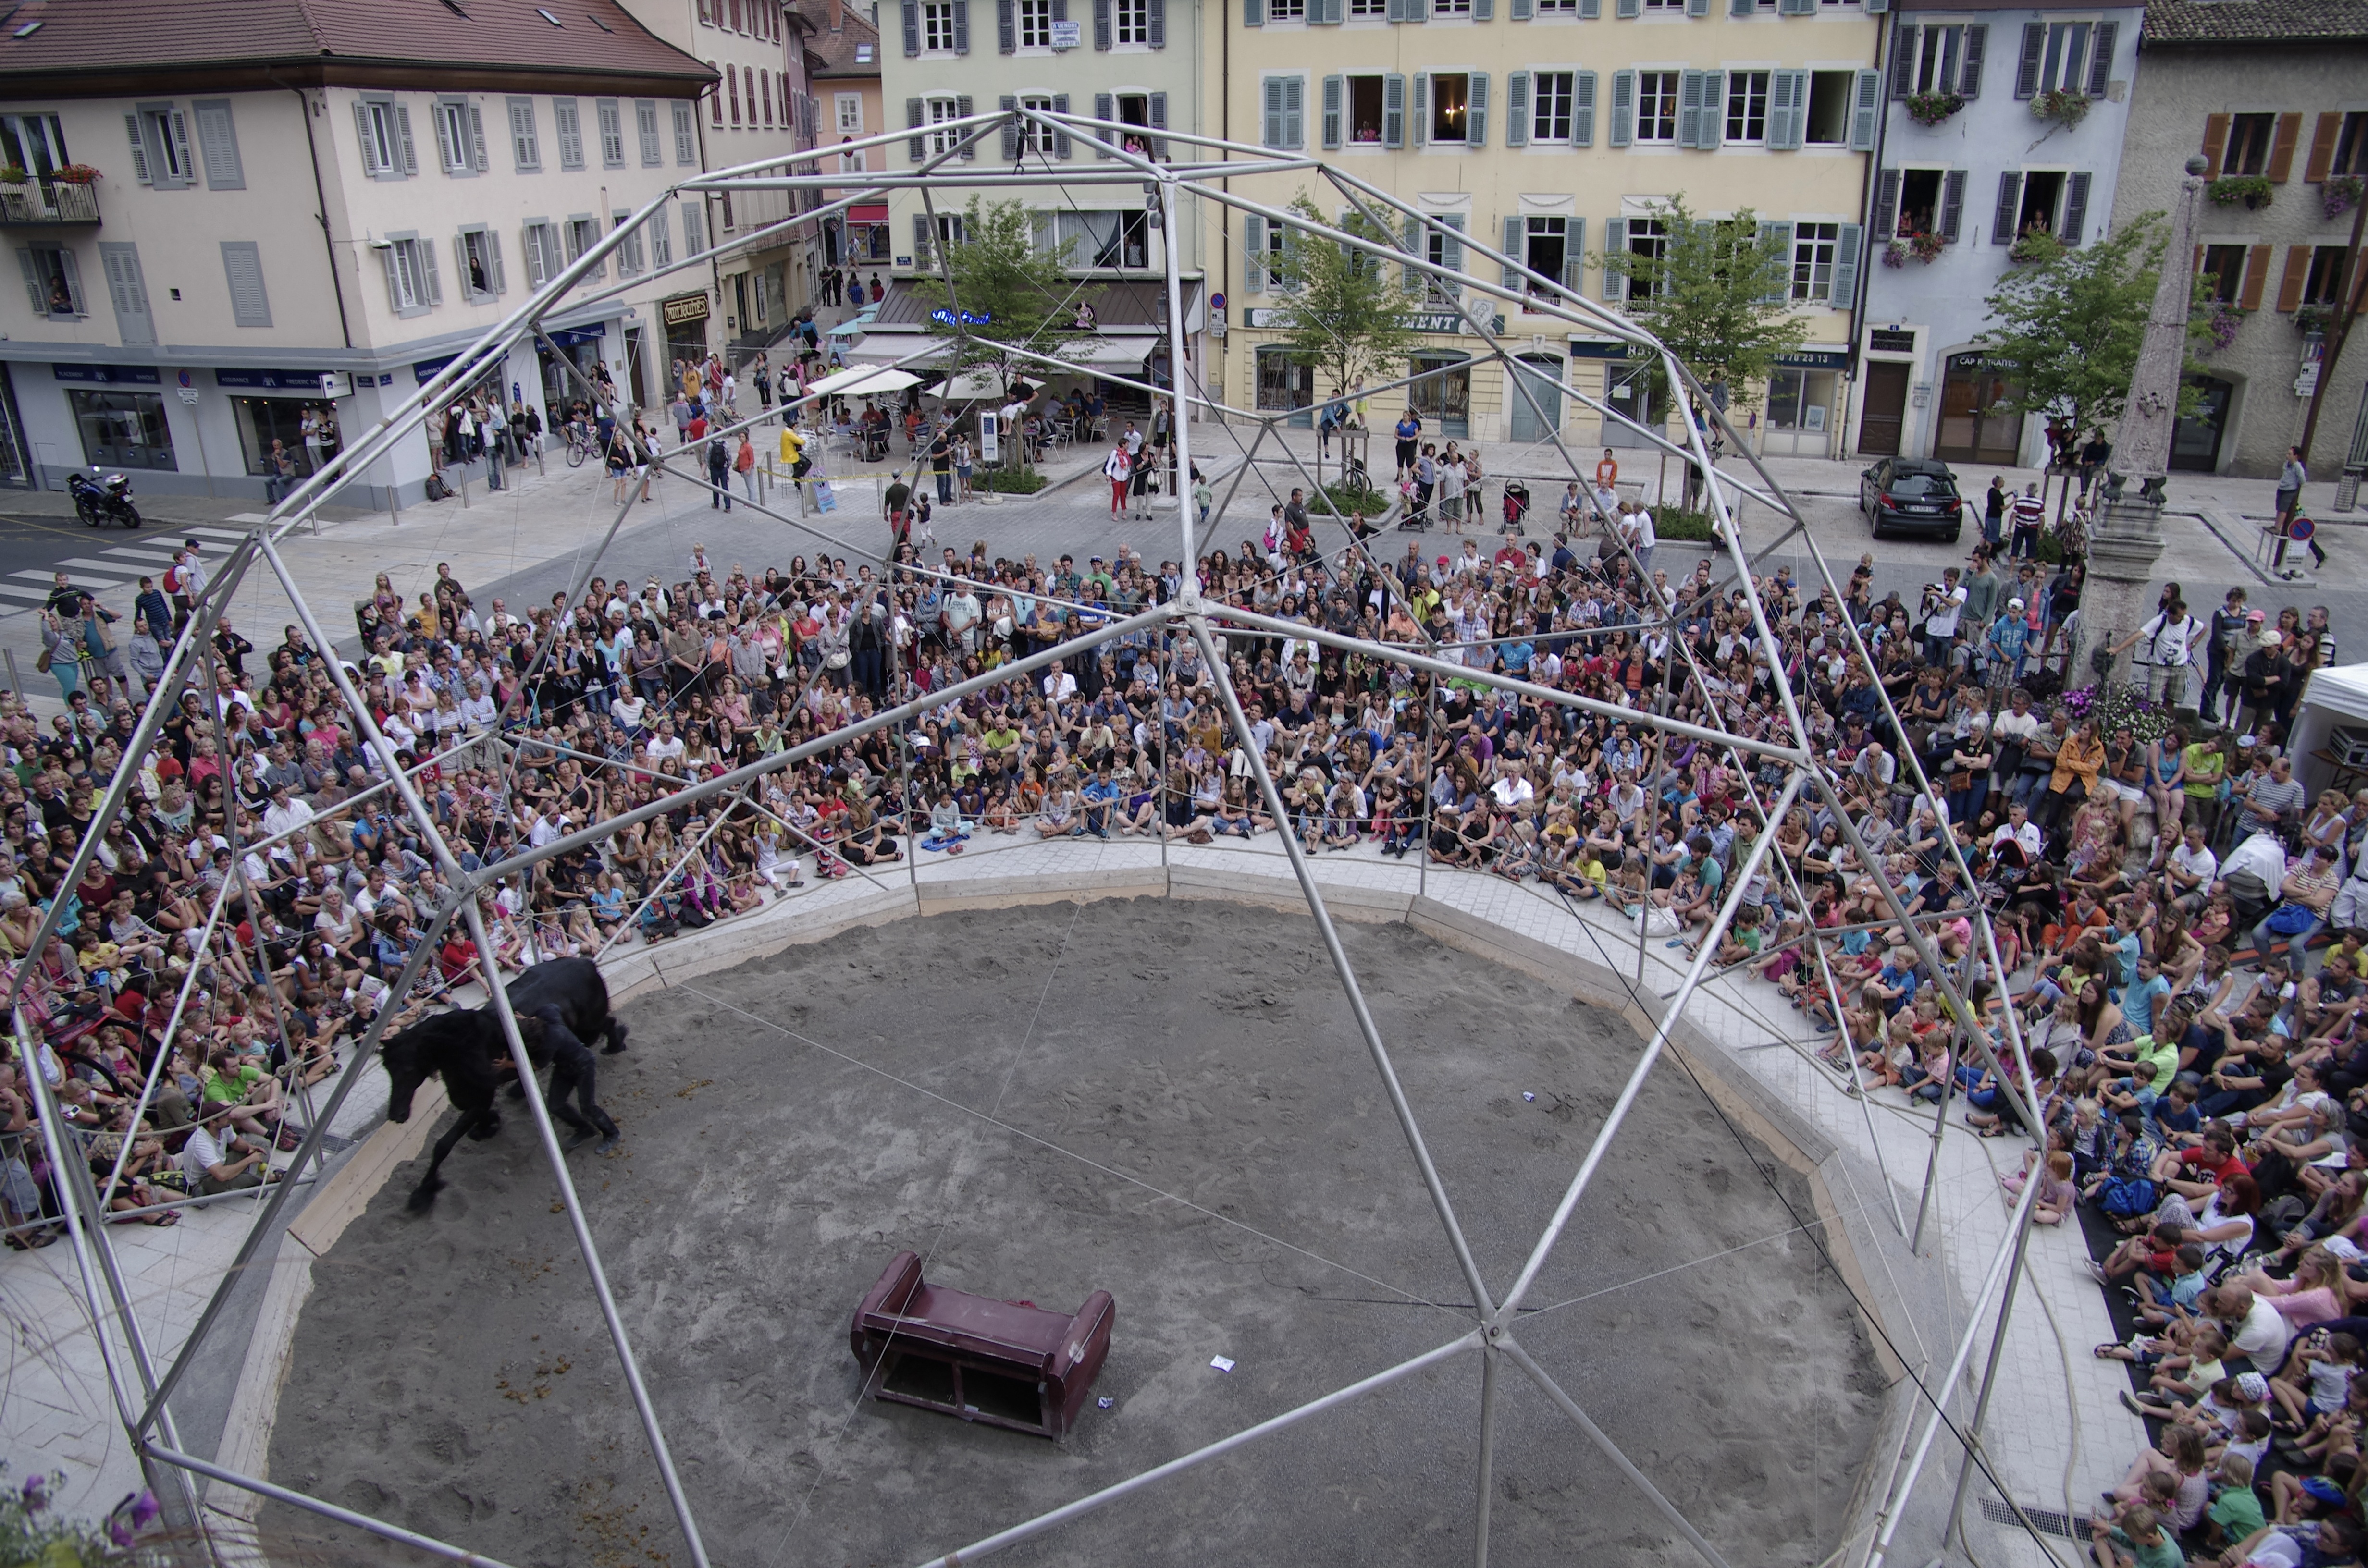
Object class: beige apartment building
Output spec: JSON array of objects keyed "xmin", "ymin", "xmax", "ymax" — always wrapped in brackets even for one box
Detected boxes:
[{"xmin": 1217, "ymin": 0, "xmax": 1886, "ymax": 458}]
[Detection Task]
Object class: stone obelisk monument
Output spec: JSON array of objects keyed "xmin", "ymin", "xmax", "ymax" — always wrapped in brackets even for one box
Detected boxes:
[{"xmin": 2081, "ymin": 155, "xmax": 2209, "ymax": 693}]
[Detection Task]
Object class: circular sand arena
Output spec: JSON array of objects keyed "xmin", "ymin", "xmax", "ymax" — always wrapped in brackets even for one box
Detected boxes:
[{"xmin": 268, "ymin": 898, "xmax": 1884, "ymax": 1567}]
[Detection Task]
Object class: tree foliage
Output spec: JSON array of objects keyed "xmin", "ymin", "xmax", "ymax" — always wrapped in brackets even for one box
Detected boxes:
[
  {"xmin": 1972, "ymin": 211, "xmax": 2205, "ymax": 441},
  {"xmin": 1265, "ymin": 193, "xmax": 1424, "ymax": 400},
  {"xmin": 1595, "ymin": 194, "xmax": 1808, "ymax": 413},
  {"xmin": 913, "ymin": 196, "xmax": 1073, "ymax": 421}
]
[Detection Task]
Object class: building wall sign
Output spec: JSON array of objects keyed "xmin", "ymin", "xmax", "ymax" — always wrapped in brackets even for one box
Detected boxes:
[
  {"xmin": 213, "ymin": 368, "xmax": 354, "ymax": 397},
  {"xmin": 1244, "ymin": 307, "xmax": 1502, "ymax": 334},
  {"xmin": 53, "ymin": 364, "xmax": 158, "ymax": 385},
  {"xmin": 661, "ymin": 292, "xmax": 711, "ymax": 328}
]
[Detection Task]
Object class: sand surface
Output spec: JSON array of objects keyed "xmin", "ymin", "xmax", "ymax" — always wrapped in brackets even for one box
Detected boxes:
[{"xmin": 268, "ymin": 898, "xmax": 1884, "ymax": 1567}]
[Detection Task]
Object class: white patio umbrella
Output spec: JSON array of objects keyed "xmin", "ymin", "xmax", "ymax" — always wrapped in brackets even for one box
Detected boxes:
[{"xmin": 809, "ymin": 365, "xmax": 923, "ymax": 398}]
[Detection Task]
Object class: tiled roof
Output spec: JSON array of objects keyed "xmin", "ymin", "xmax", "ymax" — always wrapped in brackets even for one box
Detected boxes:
[
  {"xmin": 2142, "ymin": 0, "xmax": 2368, "ymax": 46},
  {"xmin": 801, "ymin": 0, "xmax": 881, "ymax": 77},
  {"xmin": 0, "ymin": 0, "xmax": 715, "ymax": 92}
]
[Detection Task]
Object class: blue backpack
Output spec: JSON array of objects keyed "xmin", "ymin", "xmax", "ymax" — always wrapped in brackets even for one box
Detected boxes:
[{"xmin": 2096, "ymin": 1176, "xmax": 2157, "ymax": 1220}]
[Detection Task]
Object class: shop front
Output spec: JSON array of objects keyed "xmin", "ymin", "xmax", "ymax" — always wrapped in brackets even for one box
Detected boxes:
[
  {"xmin": 530, "ymin": 325, "xmax": 612, "ymax": 416},
  {"xmin": 55, "ymin": 364, "xmax": 176, "ymax": 472},
  {"xmin": 840, "ymin": 204, "xmax": 892, "ymax": 268},
  {"xmin": 1935, "ymin": 352, "xmax": 2024, "ymax": 466},
  {"xmin": 662, "ymin": 290, "xmax": 711, "ymax": 369},
  {"xmin": 2172, "ymin": 374, "xmax": 2236, "ymax": 472},
  {"xmin": 1758, "ymin": 348, "xmax": 1848, "ymax": 459},
  {"xmin": 214, "ymin": 368, "xmax": 352, "ymax": 483}
]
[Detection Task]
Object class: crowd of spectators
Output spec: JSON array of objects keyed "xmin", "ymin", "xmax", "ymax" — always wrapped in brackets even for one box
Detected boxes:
[{"xmin": 7, "ymin": 440, "xmax": 2368, "ymax": 1562}]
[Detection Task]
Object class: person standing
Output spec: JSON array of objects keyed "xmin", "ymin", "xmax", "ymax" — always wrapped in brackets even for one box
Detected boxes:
[
  {"xmin": 1394, "ymin": 408, "xmax": 1421, "ymax": 481},
  {"xmin": 753, "ymin": 351, "xmax": 772, "ymax": 423},
  {"xmin": 2111, "ymin": 596, "xmax": 2203, "ymax": 706},
  {"xmin": 884, "ymin": 471, "xmax": 913, "ymax": 547},
  {"xmin": 1103, "ymin": 441, "xmax": 1132, "ymax": 518},
  {"xmin": 1983, "ymin": 475, "xmax": 2008, "ymax": 550},
  {"xmin": 735, "ymin": 431, "xmax": 759, "ymax": 504},
  {"xmin": 299, "ymin": 406, "xmax": 324, "ymax": 475},
  {"xmin": 2008, "ymin": 482, "xmax": 2047, "ymax": 560},
  {"xmin": 2277, "ymin": 444, "xmax": 2307, "ymax": 531},
  {"xmin": 929, "ymin": 428, "xmax": 954, "ymax": 505},
  {"xmin": 2202, "ymin": 587, "xmax": 2249, "ymax": 724},
  {"xmin": 705, "ymin": 434, "xmax": 732, "ymax": 510}
]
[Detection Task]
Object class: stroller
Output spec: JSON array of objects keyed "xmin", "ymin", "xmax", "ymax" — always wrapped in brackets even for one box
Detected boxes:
[{"xmin": 1500, "ymin": 480, "xmax": 1530, "ymax": 535}]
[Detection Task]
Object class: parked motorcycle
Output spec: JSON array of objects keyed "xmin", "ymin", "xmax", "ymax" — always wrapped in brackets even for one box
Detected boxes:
[{"xmin": 67, "ymin": 469, "xmax": 141, "ymax": 529}]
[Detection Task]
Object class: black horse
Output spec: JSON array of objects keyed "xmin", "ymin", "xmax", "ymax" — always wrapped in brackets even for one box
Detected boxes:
[{"xmin": 380, "ymin": 957, "xmax": 629, "ymax": 1210}]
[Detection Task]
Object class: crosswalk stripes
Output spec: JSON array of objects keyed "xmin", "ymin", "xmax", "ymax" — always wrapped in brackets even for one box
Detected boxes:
[{"xmin": 0, "ymin": 584, "xmax": 59, "ymax": 603}]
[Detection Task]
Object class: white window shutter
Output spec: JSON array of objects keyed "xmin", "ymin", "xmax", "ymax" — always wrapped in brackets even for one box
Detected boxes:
[
  {"xmin": 396, "ymin": 104, "xmax": 419, "ymax": 174},
  {"xmin": 1323, "ymin": 75, "xmax": 1344, "ymax": 149},
  {"xmin": 421, "ymin": 238, "xmax": 442, "ymax": 305},
  {"xmin": 1263, "ymin": 77, "xmax": 1283, "ymax": 148},
  {"xmin": 1283, "ymin": 76, "xmax": 1304, "ymax": 148},
  {"xmin": 957, "ymin": 94, "xmax": 976, "ymax": 159},
  {"xmin": 1412, "ymin": 73, "xmax": 1429, "ymax": 147},
  {"xmin": 170, "ymin": 112, "xmax": 195, "ymax": 181},
  {"xmin": 1831, "ymin": 223, "xmax": 1862, "ymax": 304},
  {"xmin": 1609, "ymin": 69, "xmax": 1633, "ymax": 147},
  {"xmin": 194, "ymin": 101, "xmax": 245, "ymax": 189},
  {"xmin": 126, "ymin": 114, "xmax": 153, "ymax": 183},
  {"xmin": 382, "ymin": 247, "xmax": 403, "ymax": 309},
  {"xmin": 1697, "ymin": 70, "xmax": 1723, "ymax": 149},
  {"xmin": 1677, "ymin": 70, "xmax": 1702, "ymax": 148},
  {"xmin": 1383, "ymin": 74, "xmax": 1406, "ymax": 148},
  {"xmin": 488, "ymin": 228, "xmax": 506, "ymax": 293},
  {"xmin": 1849, "ymin": 70, "xmax": 1880, "ymax": 151},
  {"xmin": 1603, "ymin": 218, "xmax": 1624, "ymax": 301},
  {"xmin": 433, "ymin": 103, "xmax": 457, "ymax": 172}
]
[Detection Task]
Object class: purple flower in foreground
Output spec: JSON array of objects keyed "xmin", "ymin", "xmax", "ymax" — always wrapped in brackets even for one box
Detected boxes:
[
  {"xmin": 106, "ymin": 1487, "xmax": 160, "ymax": 1545},
  {"xmin": 20, "ymin": 1472, "xmax": 46, "ymax": 1512}
]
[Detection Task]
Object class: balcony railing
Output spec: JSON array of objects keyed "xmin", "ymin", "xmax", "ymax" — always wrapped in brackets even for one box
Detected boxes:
[{"xmin": 0, "ymin": 182, "xmax": 100, "ymax": 227}]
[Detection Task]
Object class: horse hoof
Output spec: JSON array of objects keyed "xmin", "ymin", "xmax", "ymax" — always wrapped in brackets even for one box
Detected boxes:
[
  {"xmin": 468, "ymin": 1117, "xmax": 501, "ymax": 1142},
  {"xmin": 407, "ymin": 1186, "xmax": 439, "ymax": 1212},
  {"xmin": 504, "ymin": 1082, "xmax": 526, "ymax": 1101},
  {"xmin": 603, "ymin": 1022, "xmax": 630, "ymax": 1054}
]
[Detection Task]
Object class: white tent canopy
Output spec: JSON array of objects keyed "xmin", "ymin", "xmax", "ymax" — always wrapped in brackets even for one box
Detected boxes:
[
  {"xmin": 2292, "ymin": 662, "xmax": 2368, "ymax": 796},
  {"xmin": 806, "ymin": 365, "xmax": 924, "ymax": 397}
]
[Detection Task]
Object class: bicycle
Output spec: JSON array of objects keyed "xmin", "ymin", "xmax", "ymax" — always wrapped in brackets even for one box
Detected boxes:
[{"xmin": 564, "ymin": 425, "xmax": 595, "ymax": 468}]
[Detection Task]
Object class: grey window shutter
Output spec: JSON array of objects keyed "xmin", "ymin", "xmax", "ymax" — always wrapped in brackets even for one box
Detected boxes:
[
  {"xmin": 1440, "ymin": 215, "xmax": 1463, "ymax": 295},
  {"xmin": 1848, "ymin": 70, "xmax": 1879, "ymax": 150},
  {"xmin": 1616, "ymin": 0, "xmax": 1638, "ymax": 16},
  {"xmin": 2060, "ymin": 171, "xmax": 2090, "ymax": 245},
  {"xmin": 1872, "ymin": 168, "xmax": 1900, "ymax": 238},
  {"xmin": 486, "ymin": 227, "xmax": 505, "ymax": 293},
  {"xmin": 1473, "ymin": 0, "xmax": 1492, "ymax": 18},
  {"xmin": 1579, "ymin": 0, "xmax": 1598, "ymax": 16},
  {"xmin": 1890, "ymin": 24, "xmax": 1916, "ymax": 99},
  {"xmin": 1385, "ymin": 0, "xmax": 1401, "ymax": 18},
  {"xmin": 1765, "ymin": 69, "xmax": 1801, "ymax": 149},
  {"xmin": 1603, "ymin": 218, "xmax": 1624, "ymax": 301},
  {"xmin": 419, "ymin": 237, "xmax": 441, "ymax": 304},
  {"xmin": 1610, "ymin": 69, "xmax": 1634, "ymax": 147},
  {"xmin": 17, "ymin": 248, "xmax": 46, "ymax": 315},
  {"xmin": 1757, "ymin": 221, "xmax": 1791, "ymax": 302},
  {"xmin": 1562, "ymin": 218, "xmax": 1584, "ymax": 292},
  {"xmin": 1572, "ymin": 70, "xmax": 1596, "ymax": 146},
  {"xmin": 999, "ymin": 0, "xmax": 1015, "ymax": 50},
  {"xmin": 1511, "ymin": 0, "xmax": 1531, "ymax": 17},
  {"xmin": 396, "ymin": 104, "xmax": 418, "ymax": 174},
  {"xmin": 1097, "ymin": 92, "xmax": 1116, "ymax": 157},
  {"xmin": 221, "ymin": 241, "xmax": 271, "ymax": 326},
  {"xmin": 1148, "ymin": 90, "xmax": 1167, "ymax": 157},
  {"xmin": 1467, "ymin": 72, "xmax": 1488, "ymax": 147},
  {"xmin": 127, "ymin": 114, "xmax": 153, "ymax": 183},
  {"xmin": 1862, "ymin": 0, "xmax": 1884, "ymax": 12},
  {"xmin": 1001, "ymin": 95, "xmax": 1021, "ymax": 159},
  {"xmin": 954, "ymin": 0, "xmax": 972, "ymax": 51},
  {"xmin": 1383, "ymin": 74, "xmax": 1406, "ymax": 147},
  {"xmin": 136, "ymin": 106, "xmax": 181, "ymax": 189},
  {"xmin": 1991, "ymin": 170, "xmax": 2021, "ymax": 244},
  {"xmin": 1939, "ymin": 169, "xmax": 1967, "ymax": 242},
  {"xmin": 1697, "ymin": 70, "xmax": 1722, "ymax": 148},
  {"xmin": 1502, "ymin": 215, "xmax": 1524, "ymax": 287},
  {"xmin": 1402, "ymin": 215, "xmax": 1420, "ymax": 287},
  {"xmin": 1505, "ymin": 71, "xmax": 1529, "ymax": 147},
  {"xmin": 914, "ymin": 213, "xmax": 934, "ymax": 267},
  {"xmin": 956, "ymin": 94, "xmax": 976, "ymax": 158},
  {"xmin": 1150, "ymin": 0, "xmax": 1166, "ymax": 44},
  {"xmin": 194, "ymin": 100, "xmax": 245, "ymax": 190},
  {"xmin": 1323, "ymin": 76, "xmax": 1344, "ymax": 148},
  {"xmin": 1959, "ymin": 24, "xmax": 1986, "ymax": 98},
  {"xmin": 1053, "ymin": 92, "xmax": 1072, "ymax": 158},
  {"xmin": 1677, "ymin": 70, "xmax": 1703, "ymax": 148},
  {"xmin": 1831, "ymin": 222, "xmax": 1861, "ymax": 300},
  {"xmin": 1412, "ymin": 73, "xmax": 1429, "ymax": 148},
  {"xmin": 1246, "ymin": 0, "xmax": 1262, "ymax": 24},
  {"xmin": 908, "ymin": 98, "xmax": 926, "ymax": 159},
  {"xmin": 469, "ymin": 104, "xmax": 489, "ymax": 171},
  {"xmin": 2013, "ymin": 22, "xmax": 2044, "ymax": 99},
  {"xmin": 1284, "ymin": 76, "xmax": 1305, "ymax": 148},
  {"xmin": 1729, "ymin": 0, "xmax": 1750, "ymax": 15},
  {"xmin": 2085, "ymin": 22, "xmax": 2114, "ymax": 96},
  {"xmin": 1685, "ymin": 0, "xmax": 1707, "ymax": 16},
  {"xmin": 1245, "ymin": 214, "xmax": 1266, "ymax": 292},
  {"xmin": 1264, "ymin": 77, "xmax": 1283, "ymax": 147},
  {"xmin": 381, "ymin": 247, "xmax": 402, "ymax": 310},
  {"xmin": 1095, "ymin": 0, "xmax": 1112, "ymax": 48},
  {"xmin": 432, "ymin": 102, "xmax": 458, "ymax": 172},
  {"xmin": 903, "ymin": 0, "xmax": 921, "ymax": 53},
  {"xmin": 1781, "ymin": 0, "xmax": 1812, "ymax": 13}
]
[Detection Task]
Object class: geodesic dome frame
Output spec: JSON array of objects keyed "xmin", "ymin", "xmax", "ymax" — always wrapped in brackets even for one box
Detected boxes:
[{"xmin": 11, "ymin": 103, "xmax": 2076, "ymax": 1568}]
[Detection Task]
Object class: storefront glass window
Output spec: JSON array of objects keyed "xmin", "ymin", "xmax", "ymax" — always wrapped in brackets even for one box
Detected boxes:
[
  {"xmin": 69, "ymin": 390, "xmax": 176, "ymax": 471},
  {"xmin": 232, "ymin": 399, "xmax": 341, "ymax": 479},
  {"xmin": 1410, "ymin": 353, "xmax": 1470, "ymax": 439}
]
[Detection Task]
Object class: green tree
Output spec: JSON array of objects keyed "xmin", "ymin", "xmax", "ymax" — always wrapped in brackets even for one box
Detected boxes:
[
  {"xmin": 1594, "ymin": 194, "xmax": 1808, "ymax": 415},
  {"xmin": 1266, "ymin": 194, "xmax": 1424, "ymax": 407},
  {"xmin": 913, "ymin": 196, "xmax": 1072, "ymax": 461},
  {"xmin": 1972, "ymin": 210, "xmax": 2204, "ymax": 465}
]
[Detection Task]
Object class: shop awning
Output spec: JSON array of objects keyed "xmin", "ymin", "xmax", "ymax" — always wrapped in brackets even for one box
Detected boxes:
[
  {"xmin": 839, "ymin": 335, "xmax": 952, "ymax": 368},
  {"xmin": 928, "ymin": 338, "xmax": 1155, "ymax": 401},
  {"xmin": 847, "ymin": 203, "xmax": 889, "ymax": 222}
]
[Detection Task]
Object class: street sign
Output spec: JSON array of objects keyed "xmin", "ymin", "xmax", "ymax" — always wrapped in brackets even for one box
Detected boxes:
[{"xmin": 175, "ymin": 387, "xmax": 198, "ymax": 405}]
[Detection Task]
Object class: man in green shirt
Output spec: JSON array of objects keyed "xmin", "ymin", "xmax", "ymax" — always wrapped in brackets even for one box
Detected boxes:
[{"xmin": 2089, "ymin": 1502, "xmax": 2182, "ymax": 1568}]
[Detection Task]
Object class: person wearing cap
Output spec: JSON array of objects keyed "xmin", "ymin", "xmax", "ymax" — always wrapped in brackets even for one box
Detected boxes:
[{"xmin": 1983, "ymin": 597, "xmax": 2031, "ymax": 687}]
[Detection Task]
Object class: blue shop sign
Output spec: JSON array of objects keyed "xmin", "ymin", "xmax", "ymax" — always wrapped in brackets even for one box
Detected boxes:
[
  {"xmin": 212, "ymin": 368, "xmax": 345, "ymax": 393},
  {"xmin": 53, "ymin": 364, "xmax": 159, "ymax": 385}
]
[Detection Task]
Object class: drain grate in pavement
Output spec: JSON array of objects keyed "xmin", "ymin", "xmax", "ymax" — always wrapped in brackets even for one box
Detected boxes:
[{"xmin": 1981, "ymin": 1496, "xmax": 2092, "ymax": 1540}]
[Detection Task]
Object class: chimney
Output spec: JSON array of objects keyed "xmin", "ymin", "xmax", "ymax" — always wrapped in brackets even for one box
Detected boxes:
[{"xmin": 829, "ymin": 0, "xmax": 843, "ymax": 29}]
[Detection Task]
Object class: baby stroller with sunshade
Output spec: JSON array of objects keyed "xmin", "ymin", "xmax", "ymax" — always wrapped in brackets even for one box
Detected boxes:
[{"xmin": 1500, "ymin": 480, "xmax": 1530, "ymax": 535}]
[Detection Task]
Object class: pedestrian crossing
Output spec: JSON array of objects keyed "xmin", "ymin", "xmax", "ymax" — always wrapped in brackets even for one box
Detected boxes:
[{"xmin": 0, "ymin": 527, "xmax": 243, "ymax": 607}]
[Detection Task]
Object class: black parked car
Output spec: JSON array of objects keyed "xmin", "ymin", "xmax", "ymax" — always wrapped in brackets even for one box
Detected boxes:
[{"xmin": 1859, "ymin": 457, "xmax": 1965, "ymax": 541}]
